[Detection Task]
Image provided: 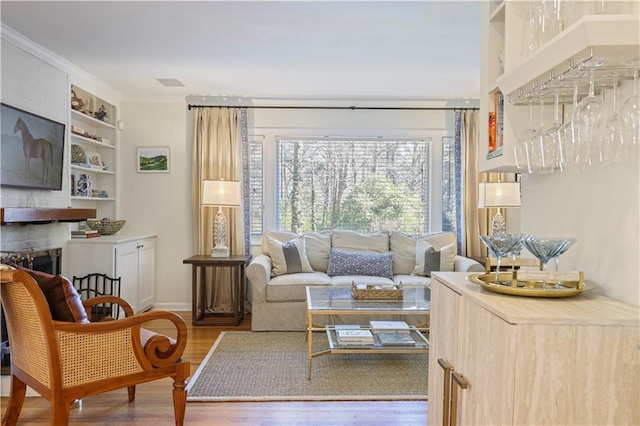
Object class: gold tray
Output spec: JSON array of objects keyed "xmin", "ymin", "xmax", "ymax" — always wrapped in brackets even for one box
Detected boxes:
[{"xmin": 467, "ymin": 272, "xmax": 586, "ymax": 298}]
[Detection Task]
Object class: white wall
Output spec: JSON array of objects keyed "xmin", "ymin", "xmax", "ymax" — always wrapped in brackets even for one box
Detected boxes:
[
  {"xmin": 521, "ymin": 158, "xmax": 639, "ymax": 306},
  {"xmin": 119, "ymin": 102, "xmax": 191, "ymax": 310}
]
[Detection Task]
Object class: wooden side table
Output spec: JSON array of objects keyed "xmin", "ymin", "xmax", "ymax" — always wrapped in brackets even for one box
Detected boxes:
[{"xmin": 182, "ymin": 254, "xmax": 252, "ymax": 326}]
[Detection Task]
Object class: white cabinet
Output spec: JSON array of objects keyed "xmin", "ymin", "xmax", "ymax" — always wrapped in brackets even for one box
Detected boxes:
[
  {"xmin": 479, "ymin": 1, "xmax": 640, "ymax": 173},
  {"xmin": 65, "ymin": 234, "xmax": 157, "ymax": 313},
  {"xmin": 428, "ymin": 272, "xmax": 639, "ymax": 425},
  {"xmin": 68, "ymin": 85, "xmax": 118, "ymax": 220}
]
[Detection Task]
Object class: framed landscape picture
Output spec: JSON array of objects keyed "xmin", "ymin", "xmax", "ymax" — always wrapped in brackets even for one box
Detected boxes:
[
  {"xmin": 137, "ymin": 146, "xmax": 170, "ymax": 173},
  {"xmin": 1, "ymin": 103, "xmax": 66, "ymax": 190}
]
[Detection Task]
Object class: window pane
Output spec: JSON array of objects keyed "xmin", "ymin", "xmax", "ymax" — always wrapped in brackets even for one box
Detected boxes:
[
  {"xmin": 276, "ymin": 138, "xmax": 430, "ymax": 234},
  {"xmin": 249, "ymin": 138, "xmax": 264, "ymax": 235}
]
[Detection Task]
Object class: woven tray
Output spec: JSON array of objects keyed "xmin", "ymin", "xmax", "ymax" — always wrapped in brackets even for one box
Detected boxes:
[{"xmin": 351, "ymin": 282, "xmax": 403, "ymax": 300}]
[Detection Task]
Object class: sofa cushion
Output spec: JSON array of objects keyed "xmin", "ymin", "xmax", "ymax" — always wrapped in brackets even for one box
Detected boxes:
[
  {"xmin": 331, "ymin": 230, "xmax": 389, "ymax": 253},
  {"xmin": 412, "ymin": 240, "xmax": 456, "ymax": 277},
  {"xmin": 327, "ymin": 248, "xmax": 393, "ymax": 279},
  {"xmin": 305, "ymin": 231, "xmax": 331, "ymax": 273},
  {"xmin": 15, "ymin": 265, "xmax": 89, "ymax": 323},
  {"xmin": 390, "ymin": 232, "xmax": 417, "ymax": 275},
  {"xmin": 422, "ymin": 231, "xmax": 457, "ymax": 250},
  {"xmin": 266, "ymin": 272, "xmax": 332, "ymax": 302},
  {"xmin": 266, "ymin": 236, "xmax": 313, "ymax": 276},
  {"xmin": 261, "ymin": 231, "xmax": 298, "ymax": 256}
]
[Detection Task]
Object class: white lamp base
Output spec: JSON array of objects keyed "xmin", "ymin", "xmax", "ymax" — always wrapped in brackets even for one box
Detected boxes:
[
  {"xmin": 491, "ymin": 211, "xmax": 507, "ymax": 235},
  {"xmin": 211, "ymin": 246, "xmax": 229, "ymax": 257}
]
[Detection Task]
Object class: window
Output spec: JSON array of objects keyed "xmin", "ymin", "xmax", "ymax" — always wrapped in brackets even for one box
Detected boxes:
[{"xmin": 274, "ymin": 137, "xmax": 431, "ymax": 234}]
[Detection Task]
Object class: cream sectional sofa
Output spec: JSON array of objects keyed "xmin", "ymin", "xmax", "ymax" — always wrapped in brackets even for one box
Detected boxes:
[{"xmin": 247, "ymin": 230, "xmax": 483, "ymax": 331}]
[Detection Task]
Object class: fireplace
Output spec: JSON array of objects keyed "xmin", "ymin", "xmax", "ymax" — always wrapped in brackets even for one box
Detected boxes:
[{"xmin": 1, "ymin": 248, "xmax": 62, "ymax": 372}]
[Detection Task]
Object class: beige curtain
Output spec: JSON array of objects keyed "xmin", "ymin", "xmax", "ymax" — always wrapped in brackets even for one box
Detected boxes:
[
  {"xmin": 192, "ymin": 107, "xmax": 244, "ymax": 313},
  {"xmin": 462, "ymin": 110, "xmax": 483, "ymax": 258},
  {"xmin": 462, "ymin": 110, "xmax": 515, "ymax": 258}
]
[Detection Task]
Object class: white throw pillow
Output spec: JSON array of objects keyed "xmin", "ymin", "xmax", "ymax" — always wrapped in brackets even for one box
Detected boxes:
[
  {"xmin": 266, "ymin": 236, "xmax": 314, "ymax": 276},
  {"xmin": 412, "ymin": 240, "xmax": 456, "ymax": 277}
]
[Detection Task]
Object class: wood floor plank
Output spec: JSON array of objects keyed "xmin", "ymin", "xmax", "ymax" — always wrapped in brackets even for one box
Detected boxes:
[{"xmin": 1, "ymin": 312, "xmax": 428, "ymax": 425}]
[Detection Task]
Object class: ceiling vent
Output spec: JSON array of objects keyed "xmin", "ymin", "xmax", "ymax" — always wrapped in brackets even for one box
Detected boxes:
[{"xmin": 156, "ymin": 78, "xmax": 185, "ymax": 87}]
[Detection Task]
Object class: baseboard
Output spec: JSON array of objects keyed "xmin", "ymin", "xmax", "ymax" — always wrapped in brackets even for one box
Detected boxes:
[{"xmin": 150, "ymin": 302, "xmax": 191, "ymax": 312}]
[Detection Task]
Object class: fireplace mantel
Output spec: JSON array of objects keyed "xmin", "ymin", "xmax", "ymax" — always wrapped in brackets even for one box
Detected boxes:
[{"xmin": 0, "ymin": 208, "xmax": 96, "ymax": 225}]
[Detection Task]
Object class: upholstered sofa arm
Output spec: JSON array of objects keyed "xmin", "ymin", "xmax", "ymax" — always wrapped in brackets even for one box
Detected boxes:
[
  {"xmin": 246, "ymin": 254, "xmax": 272, "ymax": 304},
  {"xmin": 454, "ymin": 255, "xmax": 484, "ymax": 273}
]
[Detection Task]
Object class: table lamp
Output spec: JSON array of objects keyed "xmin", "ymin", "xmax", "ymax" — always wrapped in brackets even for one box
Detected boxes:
[
  {"xmin": 202, "ymin": 179, "xmax": 241, "ymax": 257},
  {"xmin": 478, "ymin": 182, "xmax": 521, "ymax": 235}
]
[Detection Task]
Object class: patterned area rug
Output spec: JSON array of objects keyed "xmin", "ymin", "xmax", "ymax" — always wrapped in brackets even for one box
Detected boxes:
[{"xmin": 186, "ymin": 331, "xmax": 428, "ymax": 401}]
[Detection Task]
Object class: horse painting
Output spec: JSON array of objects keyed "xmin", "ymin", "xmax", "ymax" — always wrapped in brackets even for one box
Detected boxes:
[{"xmin": 13, "ymin": 117, "xmax": 53, "ymax": 185}]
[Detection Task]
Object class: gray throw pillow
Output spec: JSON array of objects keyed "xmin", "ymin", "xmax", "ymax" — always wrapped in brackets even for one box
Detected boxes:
[
  {"xmin": 326, "ymin": 249, "xmax": 393, "ymax": 279},
  {"xmin": 412, "ymin": 240, "xmax": 456, "ymax": 277}
]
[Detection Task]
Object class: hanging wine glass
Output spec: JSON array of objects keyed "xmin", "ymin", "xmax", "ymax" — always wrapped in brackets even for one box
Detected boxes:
[
  {"xmin": 602, "ymin": 77, "xmax": 625, "ymax": 165},
  {"xmin": 526, "ymin": 97, "xmax": 554, "ymax": 173},
  {"xmin": 619, "ymin": 69, "xmax": 640, "ymax": 148},
  {"xmin": 515, "ymin": 101, "xmax": 537, "ymax": 170},
  {"xmin": 559, "ymin": 80, "xmax": 580, "ymax": 171},
  {"xmin": 539, "ymin": 91, "xmax": 562, "ymax": 172},
  {"xmin": 571, "ymin": 66, "xmax": 607, "ymax": 169}
]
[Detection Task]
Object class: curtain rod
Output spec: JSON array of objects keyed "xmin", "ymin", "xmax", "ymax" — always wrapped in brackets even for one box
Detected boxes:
[{"xmin": 187, "ymin": 104, "xmax": 479, "ymax": 111}]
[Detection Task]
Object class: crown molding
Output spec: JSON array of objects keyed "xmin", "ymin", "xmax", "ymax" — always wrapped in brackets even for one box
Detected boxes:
[{"xmin": 1, "ymin": 23, "xmax": 121, "ymax": 100}]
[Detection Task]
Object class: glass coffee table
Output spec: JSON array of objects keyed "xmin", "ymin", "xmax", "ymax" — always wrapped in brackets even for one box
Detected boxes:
[{"xmin": 305, "ymin": 285, "xmax": 431, "ymax": 379}]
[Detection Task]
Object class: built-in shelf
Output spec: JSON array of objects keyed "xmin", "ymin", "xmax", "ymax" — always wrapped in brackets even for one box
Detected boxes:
[{"xmin": 0, "ymin": 208, "xmax": 97, "ymax": 225}]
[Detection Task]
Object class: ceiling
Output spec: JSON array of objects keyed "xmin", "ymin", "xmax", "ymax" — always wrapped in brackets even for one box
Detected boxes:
[{"xmin": 1, "ymin": 1, "xmax": 482, "ymax": 103}]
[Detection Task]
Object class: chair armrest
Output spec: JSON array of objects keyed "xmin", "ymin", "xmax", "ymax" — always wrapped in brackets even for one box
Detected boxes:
[
  {"xmin": 54, "ymin": 310, "xmax": 187, "ymax": 368},
  {"xmin": 453, "ymin": 255, "xmax": 484, "ymax": 273},
  {"xmin": 82, "ymin": 295, "xmax": 135, "ymax": 318},
  {"xmin": 246, "ymin": 254, "xmax": 272, "ymax": 303}
]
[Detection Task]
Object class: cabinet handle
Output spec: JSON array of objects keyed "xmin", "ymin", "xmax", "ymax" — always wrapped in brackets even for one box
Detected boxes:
[
  {"xmin": 437, "ymin": 358, "xmax": 454, "ymax": 426},
  {"xmin": 450, "ymin": 371, "xmax": 468, "ymax": 426}
]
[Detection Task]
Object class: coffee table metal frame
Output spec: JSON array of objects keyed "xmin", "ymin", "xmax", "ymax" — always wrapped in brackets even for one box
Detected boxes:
[{"xmin": 305, "ymin": 285, "xmax": 431, "ymax": 380}]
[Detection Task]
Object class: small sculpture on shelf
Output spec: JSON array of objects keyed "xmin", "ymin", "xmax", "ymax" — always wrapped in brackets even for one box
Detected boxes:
[
  {"xmin": 95, "ymin": 105, "xmax": 109, "ymax": 122},
  {"xmin": 70, "ymin": 90, "xmax": 84, "ymax": 111}
]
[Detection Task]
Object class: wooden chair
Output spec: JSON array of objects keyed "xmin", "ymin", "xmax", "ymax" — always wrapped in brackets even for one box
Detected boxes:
[{"xmin": 0, "ymin": 268, "xmax": 190, "ymax": 426}]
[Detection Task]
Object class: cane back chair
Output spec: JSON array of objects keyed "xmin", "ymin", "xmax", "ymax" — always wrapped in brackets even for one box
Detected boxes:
[{"xmin": 0, "ymin": 268, "xmax": 190, "ymax": 425}]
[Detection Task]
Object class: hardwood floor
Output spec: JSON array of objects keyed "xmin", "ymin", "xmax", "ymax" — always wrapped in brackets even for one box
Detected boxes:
[{"xmin": 1, "ymin": 312, "xmax": 427, "ymax": 425}]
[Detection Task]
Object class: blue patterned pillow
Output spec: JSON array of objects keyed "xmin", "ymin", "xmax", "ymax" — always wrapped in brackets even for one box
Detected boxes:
[{"xmin": 327, "ymin": 249, "xmax": 393, "ymax": 279}]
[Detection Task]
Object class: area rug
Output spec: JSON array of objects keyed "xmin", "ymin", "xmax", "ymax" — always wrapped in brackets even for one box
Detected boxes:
[{"xmin": 186, "ymin": 331, "xmax": 428, "ymax": 401}]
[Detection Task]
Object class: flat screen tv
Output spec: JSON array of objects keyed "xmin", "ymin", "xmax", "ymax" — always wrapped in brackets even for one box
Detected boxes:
[{"xmin": 1, "ymin": 103, "xmax": 66, "ymax": 191}]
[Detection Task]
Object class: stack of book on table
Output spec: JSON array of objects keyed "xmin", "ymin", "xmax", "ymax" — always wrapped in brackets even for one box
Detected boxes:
[
  {"xmin": 334, "ymin": 326, "xmax": 374, "ymax": 346},
  {"xmin": 71, "ymin": 229, "xmax": 101, "ymax": 238},
  {"xmin": 369, "ymin": 320, "xmax": 416, "ymax": 346}
]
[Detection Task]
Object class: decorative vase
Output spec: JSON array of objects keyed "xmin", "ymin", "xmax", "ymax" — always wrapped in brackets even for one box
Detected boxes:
[{"xmin": 76, "ymin": 174, "xmax": 92, "ymax": 197}]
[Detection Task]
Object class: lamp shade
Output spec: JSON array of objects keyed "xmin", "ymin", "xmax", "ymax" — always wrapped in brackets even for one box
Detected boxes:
[
  {"xmin": 202, "ymin": 180, "xmax": 241, "ymax": 206},
  {"xmin": 478, "ymin": 182, "xmax": 521, "ymax": 208}
]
